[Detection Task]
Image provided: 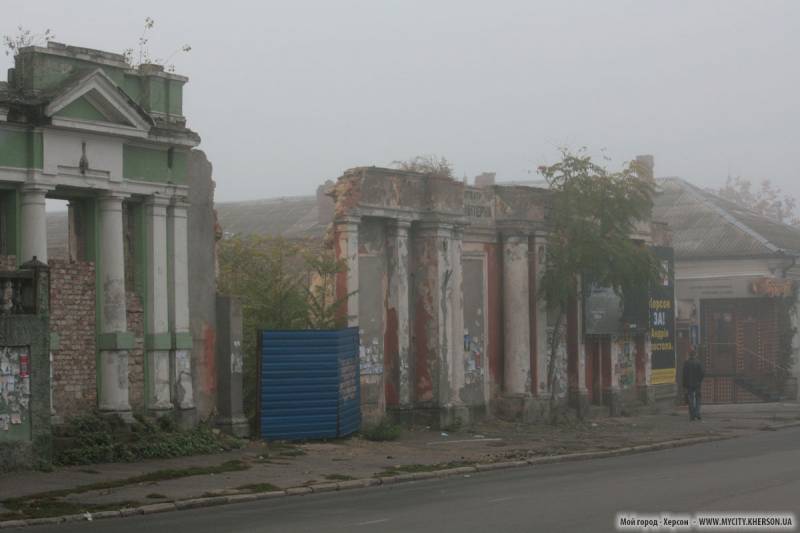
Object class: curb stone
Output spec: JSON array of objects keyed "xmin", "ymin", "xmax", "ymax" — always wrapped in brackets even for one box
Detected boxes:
[
  {"xmin": 308, "ymin": 483, "xmax": 338, "ymax": 493},
  {"xmin": 225, "ymin": 493, "xmax": 261, "ymax": 504},
  {"xmin": 254, "ymin": 491, "xmax": 285, "ymax": 500},
  {"xmin": 0, "ymin": 432, "xmax": 764, "ymax": 529},
  {"xmin": 475, "ymin": 461, "xmax": 527, "ymax": 472},
  {"xmin": 763, "ymin": 420, "xmax": 800, "ymax": 431},
  {"xmin": 138, "ymin": 503, "xmax": 176, "ymax": 515},
  {"xmin": 435, "ymin": 466, "xmax": 477, "ymax": 477},
  {"xmin": 337, "ymin": 479, "xmax": 379, "ymax": 490},
  {"xmin": 285, "ymin": 487, "xmax": 312, "ymax": 496},
  {"xmin": 175, "ymin": 496, "xmax": 227, "ymax": 510}
]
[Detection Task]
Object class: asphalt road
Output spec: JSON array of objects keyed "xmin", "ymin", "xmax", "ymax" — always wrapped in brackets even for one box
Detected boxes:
[{"xmin": 33, "ymin": 427, "xmax": 800, "ymax": 533}]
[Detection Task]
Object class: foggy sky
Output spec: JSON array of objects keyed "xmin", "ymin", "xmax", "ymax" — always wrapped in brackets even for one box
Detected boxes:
[{"xmin": 3, "ymin": 1, "xmax": 799, "ymax": 203}]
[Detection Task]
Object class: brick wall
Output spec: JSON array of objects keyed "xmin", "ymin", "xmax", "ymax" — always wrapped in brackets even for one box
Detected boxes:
[
  {"xmin": 49, "ymin": 259, "xmax": 96, "ymax": 419},
  {"xmin": 126, "ymin": 291, "xmax": 145, "ymax": 410},
  {"xmin": 0, "ymin": 255, "xmax": 16, "ymax": 271}
]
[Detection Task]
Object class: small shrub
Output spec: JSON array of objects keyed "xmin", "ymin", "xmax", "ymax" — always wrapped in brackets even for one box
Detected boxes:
[
  {"xmin": 361, "ymin": 419, "xmax": 402, "ymax": 442},
  {"xmin": 53, "ymin": 412, "xmax": 244, "ymax": 466}
]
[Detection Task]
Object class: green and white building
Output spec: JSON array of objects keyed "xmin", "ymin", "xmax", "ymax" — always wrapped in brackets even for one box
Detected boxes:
[{"xmin": 0, "ymin": 42, "xmax": 200, "ymax": 422}]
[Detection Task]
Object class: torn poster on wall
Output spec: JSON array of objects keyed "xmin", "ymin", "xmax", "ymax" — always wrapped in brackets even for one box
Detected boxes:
[{"xmin": 0, "ymin": 346, "xmax": 32, "ymax": 439}]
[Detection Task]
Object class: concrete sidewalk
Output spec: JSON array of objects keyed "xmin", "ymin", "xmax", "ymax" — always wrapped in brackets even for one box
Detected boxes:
[{"xmin": 1, "ymin": 402, "xmax": 798, "ymax": 521}]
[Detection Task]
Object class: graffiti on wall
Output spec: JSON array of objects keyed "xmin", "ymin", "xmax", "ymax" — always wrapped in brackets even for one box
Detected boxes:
[
  {"xmin": 359, "ymin": 340, "xmax": 383, "ymax": 376},
  {"xmin": 616, "ymin": 338, "xmax": 634, "ymax": 389},
  {"xmin": 0, "ymin": 346, "xmax": 31, "ymax": 437},
  {"xmin": 463, "ymin": 331, "xmax": 483, "ymax": 385}
]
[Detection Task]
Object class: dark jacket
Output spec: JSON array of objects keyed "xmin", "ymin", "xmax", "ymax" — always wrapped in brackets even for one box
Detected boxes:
[{"xmin": 682, "ymin": 358, "xmax": 704, "ymax": 389}]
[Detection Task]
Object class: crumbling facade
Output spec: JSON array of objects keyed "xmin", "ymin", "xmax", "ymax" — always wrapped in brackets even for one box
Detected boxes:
[
  {"xmin": 0, "ymin": 42, "xmax": 222, "ymax": 430},
  {"xmin": 330, "ymin": 164, "xmax": 675, "ymax": 425}
]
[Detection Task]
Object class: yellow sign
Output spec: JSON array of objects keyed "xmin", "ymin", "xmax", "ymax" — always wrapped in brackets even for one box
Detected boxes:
[
  {"xmin": 651, "ymin": 367, "xmax": 676, "ymax": 385},
  {"xmin": 750, "ymin": 278, "xmax": 794, "ymax": 298}
]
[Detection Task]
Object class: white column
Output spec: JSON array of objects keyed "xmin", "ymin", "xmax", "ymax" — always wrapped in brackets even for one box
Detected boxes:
[
  {"xmin": 449, "ymin": 227, "xmax": 465, "ymax": 406},
  {"xmin": 145, "ymin": 196, "xmax": 172, "ymax": 411},
  {"xmin": 503, "ymin": 233, "xmax": 531, "ymax": 395},
  {"xmin": 386, "ymin": 219, "xmax": 412, "ymax": 406},
  {"xmin": 168, "ymin": 199, "xmax": 195, "ymax": 410},
  {"xmin": 98, "ymin": 192, "xmax": 131, "ymax": 414},
  {"xmin": 335, "ymin": 217, "xmax": 360, "ymax": 327},
  {"xmin": 20, "ymin": 185, "xmax": 49, "ymax": 263},
  {"xmin": 533, "ymin": 233, "xmax": 549, "ymax": 396}
]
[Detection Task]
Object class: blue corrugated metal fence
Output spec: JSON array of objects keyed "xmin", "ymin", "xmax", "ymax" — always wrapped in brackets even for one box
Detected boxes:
[{"xmin": 259, "ymin": 328, "xmax": 361, "ymax": 440}]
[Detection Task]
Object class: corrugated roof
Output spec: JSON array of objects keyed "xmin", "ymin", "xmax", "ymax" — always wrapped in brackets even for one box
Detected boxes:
[
  {"xmin": 653, "ymin": 177, "xmax": 800, "ymax": 259},
  {"xmin": 215, "ymin": 196, "xmax": 327, "ymax": 239}
]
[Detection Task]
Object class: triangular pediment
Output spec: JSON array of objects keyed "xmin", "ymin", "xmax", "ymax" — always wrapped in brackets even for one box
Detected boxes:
[{"xmin": 45, "ymin": 68, "xmax": 152, "ymax": 138}]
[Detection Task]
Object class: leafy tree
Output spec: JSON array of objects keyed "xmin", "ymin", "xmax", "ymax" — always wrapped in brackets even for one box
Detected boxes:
[
  {"xmin": 716, "ymin": 176, "xmax": 799, "ymax": 225},
  {"xmin": 538, "ymin": 149, "xmax": 662, "ymax": 420},
  {"xmin": 393, "ymin": 154, "xmax": 454, "ymax": 179},
  {"xmin": 217, "ymin": 235, "xmax": 351, "ymax": 427}
]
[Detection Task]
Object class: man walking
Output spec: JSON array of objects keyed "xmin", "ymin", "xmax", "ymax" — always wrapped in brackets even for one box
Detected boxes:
[{"xmin": 682, "ymin": 348, "xmax": 705, "ymax": 421}]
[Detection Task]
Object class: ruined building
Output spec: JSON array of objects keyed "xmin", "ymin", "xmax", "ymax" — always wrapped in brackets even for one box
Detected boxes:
[
  {"xmin": 0, "ymin": 43, "xmax": 245, "ymax": 464},
  {"xmin": 330, "ymin": 159, "xmax": 676, "ymax": 425}
]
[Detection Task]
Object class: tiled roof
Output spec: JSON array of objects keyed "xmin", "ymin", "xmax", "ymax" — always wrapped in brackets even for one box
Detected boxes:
[{"xmin": 652, "ymin": 177, "xmax": 800, "ymax": 259}]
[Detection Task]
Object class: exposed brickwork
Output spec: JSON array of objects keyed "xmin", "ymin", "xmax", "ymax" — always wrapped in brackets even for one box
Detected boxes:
[
  {"xmin": 126, "ymin": 291, "xmax": 145, "ymax": 410},
  {"xmin": 0, "ymin": 255, "xmax": 17, "ymax": 271},
  {"xmin": 48, "ymin": 259, "xmax": 96, "ymax": 419}
]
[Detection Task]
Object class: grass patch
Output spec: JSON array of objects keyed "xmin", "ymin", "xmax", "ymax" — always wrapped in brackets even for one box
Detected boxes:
[
  {"xmin": 361, "ymin": 419, "xmax": 402, "ymax": 442},
  {"xmin": 324, "ymin": 473, "xmax": 356, "ymax": 481},
  {"xmin": 236, "ymin": 483, "xmax": 281, "ymax": 493},
  {"xmin": 53, "ymin": 412, "xmax": 245, "ymax": 466},
  {"xmin": 375, "ymin": 460, "xmax": 474, "ymax": 478}
]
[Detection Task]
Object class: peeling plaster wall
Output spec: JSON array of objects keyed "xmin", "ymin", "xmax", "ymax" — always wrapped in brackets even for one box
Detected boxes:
[
  {"xmin": 485, "ymin": 242, "xmax": 503, "ymax": 398},
  {"xmin": 462, "ymin": 254, "xmax": 487, "ymax": 405},
  {"xmin": 384, "ymin": 222, "xmax": 411, "ymax": 408},
  {"xmin": 330, "ymin": 167, "xmax": 620, "ymax": 421},
  {"xmin": 411, "ymin": 230, "xmax": 440, "ymax": 405},
  {"xmin": 357, "ymin": 218, "xmax": 387, "ymax": 422},
  {"xmin": 187, "ymin": 150, "xmax": 218, "ymax": 420}
]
